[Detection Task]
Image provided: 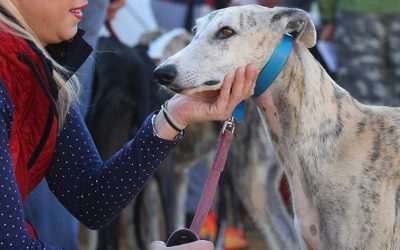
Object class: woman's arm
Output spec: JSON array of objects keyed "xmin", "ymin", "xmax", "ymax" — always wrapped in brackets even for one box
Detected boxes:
[
  {"xmin": 47, "ymin": 64, "xmax": 257, "ymax": 230},
  {"xmin": 0, "ymin": 81, "xmax": 59, "ymax": 249},
  {"xmin": 46, "ymin": 106, "xmax": 180, "ymax": 229}
]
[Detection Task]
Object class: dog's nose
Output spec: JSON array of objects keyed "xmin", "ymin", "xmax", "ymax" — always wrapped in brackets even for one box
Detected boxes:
[{"xmin": 153, "ymin": 64, "xmax": 177, "ymax": 86}]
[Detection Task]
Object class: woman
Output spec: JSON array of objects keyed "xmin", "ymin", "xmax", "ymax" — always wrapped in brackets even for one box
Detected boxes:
[{"xmin": 0, "ymin": 0, "xmax": 257, "ymax": 249}]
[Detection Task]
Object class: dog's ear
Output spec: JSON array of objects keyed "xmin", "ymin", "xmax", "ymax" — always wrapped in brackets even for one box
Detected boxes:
[{"xmin": 270, "ymin": 7, "xmax": 316, "ymax": 48}]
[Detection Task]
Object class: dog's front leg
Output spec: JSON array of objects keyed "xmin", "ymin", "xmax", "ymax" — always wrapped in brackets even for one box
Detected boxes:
[{"xmin": 294, "ymin": 215, "xmax": 313, "ymax": 250}]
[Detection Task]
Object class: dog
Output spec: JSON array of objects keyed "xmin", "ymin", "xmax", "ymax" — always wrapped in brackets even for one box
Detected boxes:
[
  {"xmin": 150, "ymin": 28, "xmax": 299, "ymax": 249},
  {"xmin": 88, "ymin": 28, "xmax": 297, "ymax": 249},
  {"xmin": 154, "ymin": 5, "xmax": 400, "ymax": 250},
  {"xmin": 146, "ymin": 29, "xmax": 297, "ymax": 249}
]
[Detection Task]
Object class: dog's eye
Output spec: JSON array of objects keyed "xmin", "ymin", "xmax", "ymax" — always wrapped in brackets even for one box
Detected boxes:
[
  {"xmin": 191, "ymin": 26, "xmax": 197, "ymax": 36},
  {"xmin": 216, "ymin": 26, "xmax": 235, "ymax": 39}
]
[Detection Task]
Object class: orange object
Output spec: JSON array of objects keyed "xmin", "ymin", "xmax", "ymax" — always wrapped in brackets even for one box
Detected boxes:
[
  {"xmin": 224, "ymin": 227, "xmax": 248, "ymax": 250},
  {"xmin": 200, "ymin": 211, "xmax": 248, "ymax": 250},
  {"xmin": 200, "ymin": 210, "xmax": 218, "ymax": 242}
]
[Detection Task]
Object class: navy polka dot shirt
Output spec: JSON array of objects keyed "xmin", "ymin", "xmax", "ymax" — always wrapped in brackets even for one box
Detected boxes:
[{"xmin": 0, "ymin": 81, "xmax": 181, "ymax": 249}]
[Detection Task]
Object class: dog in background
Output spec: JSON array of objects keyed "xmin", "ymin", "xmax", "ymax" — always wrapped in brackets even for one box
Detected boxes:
[{"xmin": 154, "ymin": 5, "xmax": 400, "ymax": 249}]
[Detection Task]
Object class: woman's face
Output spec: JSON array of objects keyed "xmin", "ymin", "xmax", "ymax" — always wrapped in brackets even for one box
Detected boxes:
[{"xmin": 14, "ymin": 0, "xmax": 88, "ymax": 45}]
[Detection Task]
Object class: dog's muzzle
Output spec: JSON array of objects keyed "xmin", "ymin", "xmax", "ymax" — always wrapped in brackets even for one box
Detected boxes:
[{"xmin": 154, "ymin": 64, "xmax": 177, "ymax": 86}]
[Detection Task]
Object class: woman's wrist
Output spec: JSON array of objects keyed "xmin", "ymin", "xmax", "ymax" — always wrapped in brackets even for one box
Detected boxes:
[
  {"xmin": 161, "ymin": 104, "xmax": 186, "ymax": 132},
  {"xmin": 153, "ymin": 111, "xmax": 184, "ymax": 141}
]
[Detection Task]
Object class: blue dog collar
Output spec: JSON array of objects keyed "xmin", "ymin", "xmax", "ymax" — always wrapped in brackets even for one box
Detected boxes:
[
  {"xmin": 254, "ymin": 34, "xmax": 294, "ymax": 97},
  {"xmin": 233, "ymin": 34, "xmax": 294, "ymax": 122}
]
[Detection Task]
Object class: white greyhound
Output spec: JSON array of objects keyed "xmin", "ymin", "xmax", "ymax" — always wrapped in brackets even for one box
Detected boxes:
[{"xmin": 154, "ymin": 5, "xmax": 400, "ymax": 250}]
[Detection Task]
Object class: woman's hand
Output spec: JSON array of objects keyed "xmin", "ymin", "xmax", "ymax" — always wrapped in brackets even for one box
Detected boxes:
[
  {"xmin": 149, "ymin": 240, "xmax": 214, "ymax": 250},
  {"xmin": 154, "ymin": 64, "xmax": 259, "ymax": 140}
]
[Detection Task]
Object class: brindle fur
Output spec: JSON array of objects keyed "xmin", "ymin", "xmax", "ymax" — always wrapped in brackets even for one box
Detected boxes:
[{"xmin": 156, "ymin": 5, "xmax": 400, "ymax": 250}]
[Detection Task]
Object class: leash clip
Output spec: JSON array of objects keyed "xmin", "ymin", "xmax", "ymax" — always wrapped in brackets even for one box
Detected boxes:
[{"xmin": 222, "ymin": 116, "xmax": 236, "ymax": 134}]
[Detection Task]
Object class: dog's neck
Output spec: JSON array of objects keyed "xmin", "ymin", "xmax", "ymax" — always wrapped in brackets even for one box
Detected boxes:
[
  {"xmin": 253, "ymin": 43, "xmax": 360, "ymax": 250},
  {"xmin": 253, "ymin": 43, "xmax": 356, "ymax": 179}
]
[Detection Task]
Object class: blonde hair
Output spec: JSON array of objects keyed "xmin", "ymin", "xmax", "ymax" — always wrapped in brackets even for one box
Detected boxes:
[{"xmin": 0, "ymin": 0, "xmax": 80, "ymax": 129}]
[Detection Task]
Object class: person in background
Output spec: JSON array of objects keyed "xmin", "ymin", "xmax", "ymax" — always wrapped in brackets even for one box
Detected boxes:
[
  {"xmin": 318, "ymin": 0, "xmax": 400, "ymax": 106},
  {"xmin": 0, "ymin": 0, "xmax": 259, "ymax": 249},
  {"xmin": 151, "ymin": 0, "xmax": 230, "ymax": 31},
  {"xmin": 282, "ymin": 0, "xmax": 312, "ymax": 11}
]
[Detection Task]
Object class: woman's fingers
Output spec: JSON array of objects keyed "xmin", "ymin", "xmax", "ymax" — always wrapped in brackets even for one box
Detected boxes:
[
  {"xmin": 149, "ymin": 240, "xmax": 214, "ymax": 250},
  {"xmin": 225, "ymin": 65, "xmax": 257, "ymax": 113},
  {"xmin": 239, "ymin": 64, "xmax": 257, "ymax": 97},
  {"xmin": 179, "ymin": 240, "xmax": 214, "ymax": 250},
  {"xmin": 229, "ymin": 66, "xmax": 245, "ymax": 103},
  {"xmin": 246, "ymin": 64, "xmax": 258, "ymax": 96},
  {"xmin": 149, "ymin": 241, "xmax": 167, "ymax": 249},
  {"xmin": 252, "ymin": 69, "xmax": 260, "ymax": 90},
  {"xmin": 210, "ymin": 65, "xmax": 258, "ymax": 120},
  {"xmin": 210, "ymin": 72, "xmax": 235, "ymax": 118},
  {"xmin": 220, "ymin": 72, "xmax": 235, "ymax": 105},
  {"xmin": 165, "ymin": 64, "xmax": 258, "ymax": 126}
]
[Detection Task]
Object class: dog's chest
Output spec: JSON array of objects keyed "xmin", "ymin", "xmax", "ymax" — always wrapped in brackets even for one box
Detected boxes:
[
  {"xmin": 254, "ymin": 91, "xmax": 284, "ymax": 139},
  {"xmin": 289, "ymin": 174, "xmax": 323, "ymax": 249}
]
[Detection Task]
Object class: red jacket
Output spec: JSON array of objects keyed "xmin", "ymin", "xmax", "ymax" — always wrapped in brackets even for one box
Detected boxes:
[
  {"xmin": 0, "ymin": 27, "xmax": 92, "ymax": 238},
  {"xmin": 0, "ymin": 30, "xmax": 59, "ymax": 203}
]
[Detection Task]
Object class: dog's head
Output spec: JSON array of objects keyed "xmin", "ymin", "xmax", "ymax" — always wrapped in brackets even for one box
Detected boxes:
[{"xmin": 154, "ymin": 5, "xmax": 316, "ymax": 98}]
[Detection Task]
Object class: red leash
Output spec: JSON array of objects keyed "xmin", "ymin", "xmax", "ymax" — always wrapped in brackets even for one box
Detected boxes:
[{"xmin": 166, "ymin": 117, "xmax": 236, "ymax": 246}]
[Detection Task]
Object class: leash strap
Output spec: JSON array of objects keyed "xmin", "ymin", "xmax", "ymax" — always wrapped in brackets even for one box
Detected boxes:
[
  {"xmin": 166, "ymin": 118, "xmax": 235, "ymax": 246},
  {"xmin": 189, "ymin": 124, "xmax": 234, "ymax": 235}
]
